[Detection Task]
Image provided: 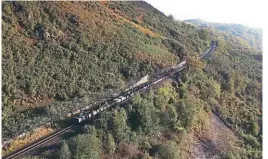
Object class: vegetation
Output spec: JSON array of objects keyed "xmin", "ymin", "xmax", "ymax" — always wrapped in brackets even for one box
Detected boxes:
[
  {"xmin": 2, "ymin": 1, "xmax": 209, "ymax": 140},
  {"xmin": 185, "ymin": 19, "xmax": 262, "ymax": 51},
  {"xmin": 35, "ymin": 83, "xmax": 212, "ymax": 159},
  {"xmin": 185, "ymin": 19, "xmax": 262, "ymax": 158},
  {"xmin": 2, "ymin": 1, "xmax": 262, "ymax": 159},
  {"xmin": 2, "ymin": 127, "xmax": 54, "ymax": 155}
]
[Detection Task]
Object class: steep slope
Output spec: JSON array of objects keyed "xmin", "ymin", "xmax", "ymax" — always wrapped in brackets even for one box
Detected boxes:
[
  {"xmin": 2, "ymin": 2, "xmax": 262, "ymax": 159},
  {"xmin": 2, "ymin": 1, "xmax": 209, "ymax": 140},
  {"xmin": 185, "ymin": 19, "xmax": 262, "ymax": 158}
]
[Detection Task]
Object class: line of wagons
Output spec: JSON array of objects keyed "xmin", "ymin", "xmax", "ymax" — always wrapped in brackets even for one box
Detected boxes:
[{"xmin": 69, "ymin": 61, "xmax": 187, "ymax": 124}]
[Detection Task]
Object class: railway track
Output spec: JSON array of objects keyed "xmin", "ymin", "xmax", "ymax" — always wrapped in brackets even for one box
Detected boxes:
[
  {"xmin": 3, "ymin": 125, "xmax": 75, "ymax": 159},
  {"xmin": 2, "ymin": 68, "xmax": 186, "ymax": 159},
  {"xmin": 3, "ymin": 41, "xmax": 216, "ymax": 159}
]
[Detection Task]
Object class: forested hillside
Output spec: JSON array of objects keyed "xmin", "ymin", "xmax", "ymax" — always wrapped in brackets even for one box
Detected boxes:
[
  {"xmin": 186, "ymin": 19, "xmax": 262, "ymax": 158},
  {"xmin": 2, "ymin": 1, "xmax": 262, "ymax": 159},
  {"xmin": 185, "ymin": 19, "xmax": 262, "ymax": 51},
  {"xmin": 2, "ymin": 1, "xmax": 209, "ymax": 142}
]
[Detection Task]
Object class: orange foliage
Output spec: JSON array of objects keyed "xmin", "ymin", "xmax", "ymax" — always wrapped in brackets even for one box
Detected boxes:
[
  {"xmin": 2, "ymin": 127, "xmax": 54, "ymax": 155},
  {"xmin": 102, "ymin": 5, "xmax": 161, "ymax": 38},
  {"xmin": 122, "ymin": 17, "xmax": 158, "ymax": 37},
  {"xmin": 99, "ymin": 1, "xmax": 108, "ymax": 5},
  {"xmin": 53, "ymin": 2, "xmax": 115, "ymax": 35}
]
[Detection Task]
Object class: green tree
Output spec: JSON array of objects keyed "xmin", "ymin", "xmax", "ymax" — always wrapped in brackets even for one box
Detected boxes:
[
  {"xmin": 162, "ymin": 104, "xmax": 178, "ymax": 128},
  {"xmin": 199, "ymin": 29, "xmax": 210, "ymax": 42},
  {"xmin": 155, "ymin": 83, "xmax": 177, "ymax": 110},
  {"xmin": 59, "ymin": 140, "xmax": 71, "ymax": 159},
  {"xmin": 70, "ymin": 127, "xmax": 102, "ymax": 159},
  {"xmin": 227, "ymin": 76, "xmax": 235, "ymax": 94},
  {"xmin": 156, "ymin": 141, "xmax": 180, "ymax": 159},
  {"xmin": 94, "ymin": 112, "xmax": 113, "ymax": 133},
  {"xmin": 130, "ymin": 97, "xmax": 160, "ymax": 134},
  {"xmin": 178, "ymin": 95, "xmax": 209, "ymax": 132},
  {"xmin": 250, "ymin": 120, "xmax": 259, "ymax": 136},
  {"xmin": 112, "ymin": 108, "xmax": 129, "ymax": 142},
  {"xmin": 201, "ymin": 79, "xmax": 221, "ymax": 99},
  {"xmin": 106, "ymin": 133, "xmax": 116, "ymax": 155},
  {"xmin": 216, "ymin": 37, "xmax": 227, "ymax": 53}
]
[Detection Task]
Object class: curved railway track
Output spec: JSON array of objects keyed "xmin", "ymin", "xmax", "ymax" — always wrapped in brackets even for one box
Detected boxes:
[
  {"xmin": 3, "ymin": 125, "xmax": 75, "ymax": 159},
  {"xmin": 3, "ymin": 41, "xmax": 216, "ymax": 159}
]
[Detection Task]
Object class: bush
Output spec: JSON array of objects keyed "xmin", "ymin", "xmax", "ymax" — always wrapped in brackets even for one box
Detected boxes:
[
  {"xmin": 155, "ymin": 141, "xmax": 180, "ymax": 159},
  {"xmin": 250, "ymin": 120, "xmax": 259, "ymax": 136}
]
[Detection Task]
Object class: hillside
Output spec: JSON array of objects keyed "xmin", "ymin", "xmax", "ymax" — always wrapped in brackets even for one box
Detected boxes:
[
  {"xmin": 2, "ymin": 1, "xmax": 262, "ymax": 159},
  {"xmin": 184, "ymin": 19, "xmax": 262, "ymax": 51},
  {"xmin": 2, "ymin": 1, "xmax": 208, "ymax": 116},
  {"xmin": 185, "ymin": 18, "xmax": 262, "ymax": 158},
  {"xmin": 2, "ymin": 1, "xmax": 210, "ymax": 137}
]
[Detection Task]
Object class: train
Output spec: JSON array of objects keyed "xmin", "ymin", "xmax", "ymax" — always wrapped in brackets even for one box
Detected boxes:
[
  {"xmin": 71, "ymin": 60, "xmax": 188, "ymax": 124},
  {"xmin": 69, "ymin": 40, "xmax": 217, "ymax": 124}
]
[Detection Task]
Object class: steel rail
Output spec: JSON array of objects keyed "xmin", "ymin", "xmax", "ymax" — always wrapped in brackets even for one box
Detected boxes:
[
  {"xmin": 4, "ymin": 42, "xmax": 216, "ymax": 159},
  {"xmin": 3, "ymin": 125, "xmax": 75, "ymax": 159}
]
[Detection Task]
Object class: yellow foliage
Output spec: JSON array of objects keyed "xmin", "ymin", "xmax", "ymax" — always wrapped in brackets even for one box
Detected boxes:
[
  {"xmin": 210, "ymin": 80, "xmax": 221, "ymax": 98},
  {"xmin": 158, "ymin": 83, "xmax": 178, "ymax": 100},
  {"xmin": 185, "ymin": 94, "xmax": 210, "ymax": 132},
  {"xmin": 102, "ymin": 4, "xmax": 162, "ymax": 38},
  {"xmin": 2, "ymin": 127, "xmax": 54, "ymax": 155},
  {"xmin": 187, "ymin": 56, "xmax": 206, "ymax": 69},
  {"xmin": 156, "ymin": 82, "xmax": 178, "ymax": 111},
  {"xmin": 237, "ymin": 37, "xmax": 251, "ymax": 49}
]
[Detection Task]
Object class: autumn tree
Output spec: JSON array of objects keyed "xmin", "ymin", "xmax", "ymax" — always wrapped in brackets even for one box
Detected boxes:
[{"xmin": 187, "ymin": 56, "xmax": 206, "ymax": 69}]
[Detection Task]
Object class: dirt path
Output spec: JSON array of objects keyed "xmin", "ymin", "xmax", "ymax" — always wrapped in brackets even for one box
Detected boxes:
[{"xmin": 191, "ymin": 112, "xmax": 238, "ymax": 159}]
